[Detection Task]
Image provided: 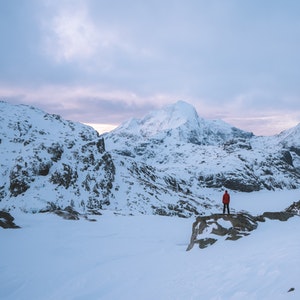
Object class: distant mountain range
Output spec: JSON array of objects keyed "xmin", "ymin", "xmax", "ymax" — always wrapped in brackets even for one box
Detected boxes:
[{"xmin": 1, "ymin": 100, "xmax": 300, "ymax": 217}]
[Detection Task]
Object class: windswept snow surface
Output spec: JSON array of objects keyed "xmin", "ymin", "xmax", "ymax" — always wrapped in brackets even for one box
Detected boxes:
[{"xmin": 1, "ymin": 190, "xmax": 300, "ymax": 300}]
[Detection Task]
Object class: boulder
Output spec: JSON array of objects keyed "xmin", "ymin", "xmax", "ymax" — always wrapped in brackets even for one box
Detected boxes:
[{"xmin": 0, "ymin": 211, "xmax": 20, "ymax": 229}]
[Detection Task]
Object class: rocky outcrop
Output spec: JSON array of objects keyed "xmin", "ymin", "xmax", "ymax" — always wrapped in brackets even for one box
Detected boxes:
[
  {"xmin": 186, "ymin": 213, "xmax": 259, "ymax": 250},
  {"xmin": 0, "ymin": 211, "xmax": 20, "ymax": 229},
  {"xmin": 285, "ymin": 200, "xmax": 300, "ymax": 215},
  {"xmin": 40, "ymin": 205, "xmax": 100, "ymax": 221},
  {"xmin": 186, "ymin": 203, "xmax": 299, "ymax": 250}
]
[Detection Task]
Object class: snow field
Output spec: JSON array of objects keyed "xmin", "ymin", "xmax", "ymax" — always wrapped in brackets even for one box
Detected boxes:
[{"xmin": 1, "ymin": 191, "xmax": 300, "ymax": 300}]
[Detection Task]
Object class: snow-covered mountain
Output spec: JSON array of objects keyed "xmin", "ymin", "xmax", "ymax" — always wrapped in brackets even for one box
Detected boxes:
[
  {"xmin": 104, "ymin": 101, "xmax": 300, "ymax": 211},
  {"xmin": 0, "ymin": 101, "xmax": 115, "ymax": 213},
  {"xmin": 1, "ymin": 100, "xmax": 300, "ymax": 217},
  {"xmin": 108, "ymin": 100, "xmax": 253, "ymax": 145}
]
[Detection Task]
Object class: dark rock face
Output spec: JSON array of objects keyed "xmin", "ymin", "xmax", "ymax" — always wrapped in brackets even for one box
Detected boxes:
[
  {"xmin": 9, "ymin": 158, "xmax": 31, "ymax": 197},
  {"xmin": 40, "ymin": 205, "xmax": 101, "ymax": 221},
  {"xmin": 50, "ymin": 164, "xmax": 78, "ymax": 189},
  {"xmin": 186, "ymin": 205, "xmax": 299, "ymax": 250},
  {"xmin": 47, "ymin": 142, "xmax": 64, "ymax": 162},
  {"xmin": 0, "ymin": 211, "xmax": 20, "ymax": 229},
  {"xmin": 223, "ymin": 178, "xmax": 261, "ymax": 192},
  {"xmin": 261, "ymin": 211, "xmax": 294, "ymax": 221},
  {"xmin": 285, "ymin": 200, "xmax": 300, "ymax": 215},
  {"xmin": 0, "ymin": 102, "xmax": 117, "ymax": 214},
  {"xmin": 223, "ymin": 138, "xmax": 252, "ymax": 152},
  {"xmin": 6, "ymin": 137, "xmax": 116, "ymax": 209},
  {"xmin": 290, "ymin": 146, "xmax": 300, "ymax": 156},
  {"xmin": 281, "ymin": 150, "xmax": 293, "ymax": 166}
]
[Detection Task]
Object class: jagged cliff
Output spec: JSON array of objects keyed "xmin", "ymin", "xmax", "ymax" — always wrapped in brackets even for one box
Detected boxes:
[{"xmin": 0, "ymin": 101, "xmax": 115, "ymax": 213}]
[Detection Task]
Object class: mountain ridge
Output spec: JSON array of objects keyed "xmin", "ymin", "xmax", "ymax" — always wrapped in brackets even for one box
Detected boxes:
[
  {"xmin": 1, "ymin": 100, "xmax": 300, "ymax": 217},
  {"xmin": 108, "ymin": 100, "xmax": 254, "ymax": 146}
]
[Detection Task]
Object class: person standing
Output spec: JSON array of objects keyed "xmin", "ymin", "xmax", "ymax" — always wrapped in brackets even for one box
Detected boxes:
[{"xmin": 222, "ymin": 190, "xmax": 230, "ymax": 214}]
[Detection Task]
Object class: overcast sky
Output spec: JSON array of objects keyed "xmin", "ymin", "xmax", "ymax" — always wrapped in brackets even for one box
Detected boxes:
[{"xmin": 1, "ymin": 0, "xmax": 300, "ymax": 135}]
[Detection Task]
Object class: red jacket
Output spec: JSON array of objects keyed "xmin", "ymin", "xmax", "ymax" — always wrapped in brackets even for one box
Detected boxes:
[{"xmin": 222, "ymin": 192, "xmax": 230, "ymax": 204}]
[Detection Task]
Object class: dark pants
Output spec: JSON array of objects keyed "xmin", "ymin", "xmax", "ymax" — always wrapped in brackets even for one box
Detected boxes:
[{"xmin": 223, "ymin": 203, "xmax": 230, "ymax": 214}]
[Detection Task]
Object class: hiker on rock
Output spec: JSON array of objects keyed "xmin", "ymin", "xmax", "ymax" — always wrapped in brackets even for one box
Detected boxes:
[{"xmin": 222, "ymin": 190, "xmax": 230, "ymax": 214}]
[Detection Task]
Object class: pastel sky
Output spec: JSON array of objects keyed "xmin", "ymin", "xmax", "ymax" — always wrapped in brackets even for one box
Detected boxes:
[{"xmin": 1, "ymin": 0, "xmax": 300, "ymax": 135}]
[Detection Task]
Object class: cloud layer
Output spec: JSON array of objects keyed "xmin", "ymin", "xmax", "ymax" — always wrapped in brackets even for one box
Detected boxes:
[{"xmin": 0, "ymin": 0, "xmax": 300, "ymax": 135}]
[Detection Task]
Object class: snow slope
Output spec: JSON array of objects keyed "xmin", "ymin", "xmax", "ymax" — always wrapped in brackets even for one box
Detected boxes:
[{"xmin": 1, "ymin": 191, "xmax": 300, "ymax": 300}]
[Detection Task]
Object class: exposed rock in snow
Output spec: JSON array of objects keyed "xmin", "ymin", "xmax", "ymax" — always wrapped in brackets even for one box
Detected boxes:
[
  {"xmin": 0, "ymin": 211, "xmax": 20, "ymax": 228},
  {"xmin": 0, "ymin": 101, "xmax": 115, "ymax": 213},
  {"xmin": 186, "ymin": 213, "xmax": 259, "ymax": 250},
  {"xmin": 285, "ymin": 200, "xmax": 300, "ymax": 215},
  {"xmin": 187, "ymin": 204, "xmax": 298, "ymax": 250},
  {"xmin": 40, "ymin": 204, "xmax": 100, "ymax": 221}
]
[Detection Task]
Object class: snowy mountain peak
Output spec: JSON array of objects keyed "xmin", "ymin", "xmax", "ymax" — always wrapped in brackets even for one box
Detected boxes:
[
  {"xmin": 140, "ymin": 100, "xmax": 201, "ymax": 137},
  {"xmin": 276, "ymin": 122, "xmax": 300, "ymax": 147},
  {"xmin": 156, "ymin": 100, "xmax": 200, "ymax": 127},
  {"xmin": 109, "ymin": 100, "xmax": 253, "ymax": 145},
  {"xmin": 114, "ymin": 100, "xmax": 199, "ymax": 138}
]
